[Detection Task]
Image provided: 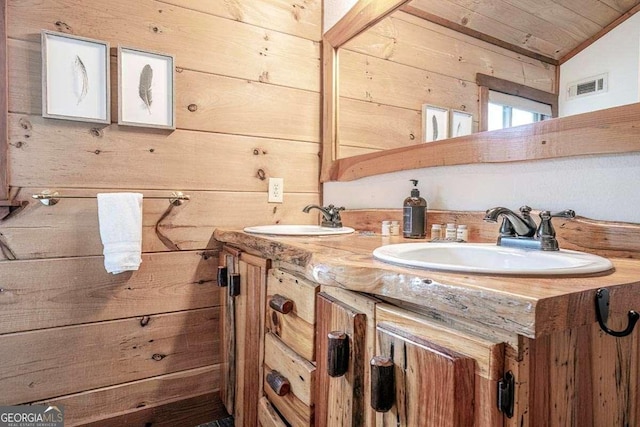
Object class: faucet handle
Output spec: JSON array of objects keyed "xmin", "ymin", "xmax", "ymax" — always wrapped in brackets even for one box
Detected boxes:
[
  {"xmin": 519, "ymin": 205, "xmax": 532, "ymax": 215},
  {"xmin": 536, "ymin": 209, "xmax": 576, "ymax": 250}
]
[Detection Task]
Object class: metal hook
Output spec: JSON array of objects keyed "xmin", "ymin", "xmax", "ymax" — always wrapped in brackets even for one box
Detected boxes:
[{"xmin": 595, "ymin": 288, "xmax": 639, "ymax": 337}]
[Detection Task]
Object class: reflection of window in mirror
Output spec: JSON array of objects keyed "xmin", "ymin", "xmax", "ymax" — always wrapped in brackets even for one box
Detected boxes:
[
  {"xmin": 487, "ymin": 91, "xmax": 552, "ymax": 131},
  {"xmin": 476, "ymin": 73, "xmax": 558, "ymax": 132}
]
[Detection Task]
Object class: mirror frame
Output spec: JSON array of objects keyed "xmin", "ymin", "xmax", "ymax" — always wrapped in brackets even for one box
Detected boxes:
[{"xmin": 321, "ymin": 0, "xmax": 640, "ymax": 182}]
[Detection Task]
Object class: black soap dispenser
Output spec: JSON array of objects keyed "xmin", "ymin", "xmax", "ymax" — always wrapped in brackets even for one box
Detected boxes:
[{"xmin": 403, "ymin": 179, "xmax": 427, "ymax": 238}]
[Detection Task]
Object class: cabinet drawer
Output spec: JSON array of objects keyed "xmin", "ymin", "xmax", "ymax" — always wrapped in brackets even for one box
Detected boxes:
[
  {"xmin": 258, "ymin": 397, "xmax": 288, "ymax": 427},
  {"xmin": 266, "ymin": 268, "xmax": 319, "ymax": 361},
  {"xmin": 264, "ymin": 333, "xmax": 315, "ymax": 427}
]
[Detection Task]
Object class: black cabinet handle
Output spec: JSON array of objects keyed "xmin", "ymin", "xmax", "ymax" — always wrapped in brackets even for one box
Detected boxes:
[
  {"xmin": 370, "ymin": 356, "xmax": 395, "ymax": 412},
  {"xmin": 327, "ymin": 331, "xmax": 349, "ymax": 377}
]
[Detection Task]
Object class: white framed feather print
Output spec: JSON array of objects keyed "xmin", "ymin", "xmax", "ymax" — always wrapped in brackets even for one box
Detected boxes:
[
  {"xmin": 117, "ymin": 46, "xmax": 175, "ymax": 130},
  {"xmin": 41, "ymin": 30, "xmax": 110, "ymax": 124}
]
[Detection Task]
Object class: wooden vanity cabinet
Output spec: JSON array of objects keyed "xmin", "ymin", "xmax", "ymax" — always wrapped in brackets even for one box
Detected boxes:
[
  {"xmin": 315, "ymin": 287, "xmax": 381, "ymax": 427},
  {"xmin": 263, "ymin": 267, "xmax": 320, "ymax": 427},
  {"xmin": 219, "ymin": 243, "xmax": 640, "ymax": 427},
  {"xmin": 219, "ymin": 246, "xmax": 271, "ymax": 427},
  {"xmin": 373, "ymin": 304, "xmax": 505, "ymax": 427},
  {"xmin": 507, "ymin": 317, "xmax": 640, "ymax": 426}
]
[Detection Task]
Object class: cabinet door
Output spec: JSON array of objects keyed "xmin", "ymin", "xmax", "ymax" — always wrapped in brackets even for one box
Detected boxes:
[
  {"xmin": 315, "ymin": 292, "xmax": 367, "ymax": 427},
  {"xmin": 520, "ymin": 319, "xmax": 640, "ymax": 426},
  {"xmin": 220, "ymin": 246, "xmax": 270, "ymax": 427},
  {"xmin": 374, "ymin": 323, "xmax": 475, "ymax": 427}
]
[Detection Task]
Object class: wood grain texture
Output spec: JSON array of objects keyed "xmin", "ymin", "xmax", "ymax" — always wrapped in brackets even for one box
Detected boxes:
[
  {"xmin": 401, "ymin": 4, "xmax": 557, "ymax": 65},
  {"xmin": 214, "ymin": 226, "xmax": 640, "ymax": 340},
  {"xmin": 338, "ymin": 97, "xmax": 421, "ymax": 154},
  {"xmin": 525, "ymin": 319, "xmax": 640, "ymax": 426},
  {"xmin": 258, "ymin": 396, "xmax": 287, "ymax": 427},
  {"xmin": 4, "ymin": 0, "xmax": 322, "ymax": 423},
  {"xmin": 219, "ymin": 251, "xmax": 237, "ymax": 415},
  {"xmin": 340, "ymin": 49, "xmax": 479, "ymax": 113},
  {"xmin": 324, "ymin": 0, "xmax": 410, "ymax": 47},
  {"xmin": 315, "ymin": 292, "xmax": 367, "ymax": 427},
  {"xmin": 0, "ymin": 251, "xmax": 220, "ymax": 333},
  {"xmin": 8, "ymin": 113, "xmax": 319, "ymax": 192},
  {"xmin": 264, "ymin": 375, "xmax": 313, "ymax": 427},
  {"xmin": 7, "ymin": 0, "xmax": 320, "ymax": 92},
  {"xmin": 376, "ymin": 304, "xmax": 504, "ymax": 380},
  {"xmin": 345, "ymin": 11, "xmax": 556, "ymax": 91},
  {"xmin": 376, "ymin": 323, "xmax": 475, "ymax": 427},
  {"xmin": 318, "ymin": 287, "xmax": 379, "ymax": 427},
  {"xmin": 266, "ymin": 268, "xmax": 319, "ymax": 361},
  {"xmin": 158, "ymin": 0, "xmax": 322, "ymax": 42},
  {"xmin": 560, "ymin": 3, "xmax": 640, "ymax": 64},
  {"xmin": 340, "ymin": 208, "xmax": 640, "ymax": 260},
  {"xmin": 264, "ymin": 333, "xmax": 316, "ymax": 406},
  {"xmin": 329, "ymin": 102, "xmax": 640, "ymax": 181},
  {"xmin": 81, "ymin": 392, "xmax": 226, "ymax": 427},
  {"xmin": 230, "ymin": 252, "xmax": 270, "ymax": 427},
  {"xmin": 0, "ymin": 307, "xmax": 220, "ymax": 404},
  {"xmin": 38, "ymin": 365, "xmax": 220, "ymax": 426},
  {"xmin": 8, "ymin": 39, "xmax": 321, "ymax": 142},
  {"xmin": 0, "ymin": 0, "xmax": 7, "ymax": 201},
  {"xmin": 376, "ymin": 303, "xmax": 504, "ymax": 426},
  {"xmin": 408, "ymin": 0, "xmax": 601, "ymax": 59},
  {"xmin": 0, "ymin": 188, "xmax": 318, "ymax": 260}
]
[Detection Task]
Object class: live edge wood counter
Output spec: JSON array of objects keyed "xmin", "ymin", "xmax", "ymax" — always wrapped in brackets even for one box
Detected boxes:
[{"xmin": 213, "ymin": 229, "xmax": 640, "ymax": 340}]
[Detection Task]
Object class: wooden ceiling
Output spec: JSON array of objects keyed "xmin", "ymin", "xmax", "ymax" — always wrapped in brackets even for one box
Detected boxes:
[{"xmin": 404, "ymin": 0, "xmax": 640, "ymax": 64}]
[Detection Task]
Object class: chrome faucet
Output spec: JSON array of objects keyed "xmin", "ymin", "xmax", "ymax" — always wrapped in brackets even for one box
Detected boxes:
[
  {"xmin": 303, "ymin": 204, "xmax": 345, "ymax": 228},
  {"xmin": 484, "ymin": 205, "xmax": 575, "ymax": 251}
]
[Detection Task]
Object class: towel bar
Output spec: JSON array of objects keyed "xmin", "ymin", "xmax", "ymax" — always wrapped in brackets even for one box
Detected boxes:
[{"xmin": 32, "ymin": 190, "xmax": 190, "ymax": 206}]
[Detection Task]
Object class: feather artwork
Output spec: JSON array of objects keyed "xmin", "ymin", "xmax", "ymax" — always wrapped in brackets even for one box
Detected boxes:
[
  {"xmin": 138, "ymin": 64, "xmax": 153, "ymax": 114},
  {"xmin": 73, "ymin": 55, "xmax": 89, "ymax": 105},
  {"xmin": 456, "ymin": 122, "xmax": 462, "ymax": 137},
  {"xmin": 432, "ymin": 115, "xmax": 438, "ymax": 141}
]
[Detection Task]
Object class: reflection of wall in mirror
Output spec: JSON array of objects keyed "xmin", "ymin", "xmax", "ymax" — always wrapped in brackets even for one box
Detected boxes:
[
  {"xmin": 560, "ymin": 13, "xmax": 640, "ymax": 117},
  {"xmin": 337, "ymin": 11, "xmax": 556, "ymax": 158}
]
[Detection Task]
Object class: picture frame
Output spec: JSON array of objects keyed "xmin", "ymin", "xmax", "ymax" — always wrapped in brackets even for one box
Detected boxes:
[
  {"xmin": 118, "ymin": 46, "xmax": 175, "ymax": 130},
  {"xmin": 41, "ymin": 30, "xmax": 110, "ymax": 124},
  {"xmin": 422, "ymin": 104, "xmax": 449, "ymax": 142},
  {"xmin": 450, "ymin": 110, "xmax": 474, "ymax": 138}
]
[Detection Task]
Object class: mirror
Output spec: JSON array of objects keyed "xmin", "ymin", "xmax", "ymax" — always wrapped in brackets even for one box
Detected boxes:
[{"xmin": 321, "ymin": 0, "xmax": 640, "ymax": 182}]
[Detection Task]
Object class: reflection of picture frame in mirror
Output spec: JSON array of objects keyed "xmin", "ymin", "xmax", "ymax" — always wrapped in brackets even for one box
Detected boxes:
[
  {"xmin": 422, "ymin": 104, "xmax": 449, "ymax": 142},
  {"xmin": 118, "ymin": 46, "xmax": 176, "ymax": 130},
  {"xmin": 41, "ymin": 30, "xmax": 110, "ymax": 124},
  {"xmin": 450, "ymin": 110, "xmax": 473, "ymax": 138}
]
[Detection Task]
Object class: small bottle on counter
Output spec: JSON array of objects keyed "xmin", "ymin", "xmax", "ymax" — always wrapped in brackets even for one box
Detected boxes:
[
  {"xmin": 456, "ymin": 224, "xmax": 469, "ymax": 242},
  {"xmin": 445, "ymin": 223, "xmax": 457, "ymax": 240},
  {"xmin": 403, "ymin": 179, "xmax": 427, "ymax": 239},
  {"xmin": 381, "ymin": 220, "xmax": 391, "ymax": 236},
  {"xmin": 390, "ymin": 221, "xmax": 400, "ymax": 236},
  {"xmin": 430, "ymin": 224, "xmax": 442, "ymax": 240}
]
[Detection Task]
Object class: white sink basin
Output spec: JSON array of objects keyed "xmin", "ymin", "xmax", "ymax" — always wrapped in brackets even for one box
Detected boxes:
[
  {"xmin": 243, "ymin": 224, "xmax": 355, "ymax": 236},
  {"xmin": 372, "ymin": 242, "xmax": 613, "ymax": 276}
]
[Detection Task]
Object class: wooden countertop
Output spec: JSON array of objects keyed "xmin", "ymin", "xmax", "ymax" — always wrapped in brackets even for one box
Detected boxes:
[{"xmin": 213, "ymin": 229, "xmax": 640, "ymax": 339}]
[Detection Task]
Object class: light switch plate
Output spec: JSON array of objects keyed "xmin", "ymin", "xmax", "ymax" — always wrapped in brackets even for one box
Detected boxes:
[{"xmin": 268, "ymin": 177, "xmax": 284, "ymax": 203}]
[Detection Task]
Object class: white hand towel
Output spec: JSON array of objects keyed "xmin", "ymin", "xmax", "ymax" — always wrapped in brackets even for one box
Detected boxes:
[{"xmin": 97, "ymin": 193, "xmax": 143, "ymax": 274}]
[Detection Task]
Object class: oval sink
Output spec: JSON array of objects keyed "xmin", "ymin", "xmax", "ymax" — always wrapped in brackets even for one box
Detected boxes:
[
  {"xmin": 243, "ymin": 224, "xmax": 355, "ymax": 236},
  {"xmin": 372, "ymin": 243, "xmax": 613, "ymax": 276}
]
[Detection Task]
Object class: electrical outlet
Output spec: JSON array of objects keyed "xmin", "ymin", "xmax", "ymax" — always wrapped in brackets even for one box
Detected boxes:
[{"xmin": 268, "ymin": 177, "xmax": 284, "ymax": 203}]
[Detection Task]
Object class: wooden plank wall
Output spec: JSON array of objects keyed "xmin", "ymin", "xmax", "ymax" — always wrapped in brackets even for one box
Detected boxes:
[
  {"xmin": 337, "ymin": 10, "xmax": 557, "ymax": 158},
  {"xmin": 1, "ymin": 0, "xmax": 321, "ymax": 425}
]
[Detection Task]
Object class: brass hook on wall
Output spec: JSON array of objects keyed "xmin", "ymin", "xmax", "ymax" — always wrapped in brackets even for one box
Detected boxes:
[{"xmin": 595, "ymin": 288, "xmax": 639, "ymax": 337}]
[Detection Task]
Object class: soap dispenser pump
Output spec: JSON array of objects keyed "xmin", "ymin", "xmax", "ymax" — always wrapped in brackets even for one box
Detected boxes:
[{"xmin": 403, "ymin": 179, "xmax": 427, "ymax": 238}]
